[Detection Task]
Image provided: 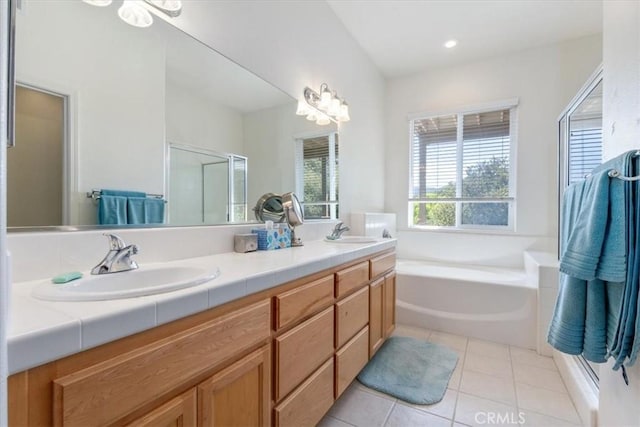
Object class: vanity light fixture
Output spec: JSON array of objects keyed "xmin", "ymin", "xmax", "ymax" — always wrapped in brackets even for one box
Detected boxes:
[
  {"xmin": 118, "ymin": 0, "xmax": 153, "ymax": 28},
  {"xmin": 83, "ymin": 0, "xmax": 182, "ymax": 28},
  {"xmin": 296, "ymin": 83, "xmax": 350, "ymax": 125},
  {"xmin": 82, "ymin": 0, "xmax": 113, "ymax": 6}
]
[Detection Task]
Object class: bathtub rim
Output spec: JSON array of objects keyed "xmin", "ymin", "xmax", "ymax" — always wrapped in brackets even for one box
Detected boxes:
[{"xmin": 396, "ymin": 258, "xmax": 536, "ymax": 290}]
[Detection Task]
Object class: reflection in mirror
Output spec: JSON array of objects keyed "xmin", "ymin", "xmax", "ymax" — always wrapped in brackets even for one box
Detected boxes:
[
  {"xmin": 12, "ymin": 0, "xmax": 336, "ymax": 230},
  {"xmin": 168, "ymin": 144, "xmax": 247, "ymax": 225}
]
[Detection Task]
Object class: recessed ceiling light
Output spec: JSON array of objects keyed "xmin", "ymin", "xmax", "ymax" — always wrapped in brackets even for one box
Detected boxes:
[{"xmin": 444, "ymin": 40, "xmax": 458, "ymax": 49}]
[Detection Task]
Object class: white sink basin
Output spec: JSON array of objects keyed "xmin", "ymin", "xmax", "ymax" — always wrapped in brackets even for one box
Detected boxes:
[
  {"xmin": 32, "ymin": 265, "xmax": 220, "ymax": 301},
  {"xmin": 324, "ymin": 236, "xmax": 378, "ymax": 244}
]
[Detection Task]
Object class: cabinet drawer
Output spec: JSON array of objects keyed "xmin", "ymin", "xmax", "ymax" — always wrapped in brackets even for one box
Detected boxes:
[
  {"xmin": 335, "ymin": 261, "xmax": 369, "ymax": 297},
  {"xmin": 335, "ymin": 285, "xmax": 369, "ymax": 348},
  {"xmin": 370, "ymin": 252, "xmax": 396, "ymax": 278},
  {"xmin": 275, "ymin": 306, "xmax": 334, "ymax": 401},
  {"xmin": 53, "ymin": 300, "xmax": 271, "ymax": 427},
  {"xmin": 274, "ymin": 274, "xmax": 334, "ymax": 331},
  {"xmin": 335, "ymin": 326, "xmax": 369, "ymax": 398},
  {"xmin": 274, "ymin": 358, "xmax": 334, "ymax": 427}
]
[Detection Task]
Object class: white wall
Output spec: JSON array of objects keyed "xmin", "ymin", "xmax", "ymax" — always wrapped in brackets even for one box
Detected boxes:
[
  {"xmin": 165, "ymin": 79, "xmax": 244, "ymax": 155},
  {"xmin": 164, "ymin": 1, "xmax": 386, "ymax": 221},
  {"xmin": 16, "ymin": 1, "xmax": 166, "ymax": 225},
  {"xmin": 598, "ymin": 2, "xmax": 640, "ymax": 426},
  {"xmin": 385, "ymin": 35, "xmax": 602, "ymax": 267}
]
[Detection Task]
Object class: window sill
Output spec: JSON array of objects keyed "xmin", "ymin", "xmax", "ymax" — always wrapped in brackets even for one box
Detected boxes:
[{"xmin": 403, "ymin": 225, "xmax": 517, "ymax": 236}]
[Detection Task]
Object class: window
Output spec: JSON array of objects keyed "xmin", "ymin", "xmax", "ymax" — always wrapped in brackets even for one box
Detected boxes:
[
  {"xmin": 409, "ymin": 105, "xmax": 516, "ymax": 229},
  {"xmin": 564, "ymin": 79, "xmax": 603, "ymax": 186},
  {"xmin": 295, "ymin": 132, "xmax": 339, "ymax": 219}
]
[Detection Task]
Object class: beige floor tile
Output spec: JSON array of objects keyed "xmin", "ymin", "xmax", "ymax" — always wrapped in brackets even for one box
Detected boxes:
[
  {"xmin": 510, "ymin": 347, "xmax": 557, "ymax": 371},
  {"xmin": 317, "ymin": 415, "xmax": 356, "ymax": 427},
  {"xmin": 354, "ymin": 381, "xmax": 397, "ymax": 401},
  {"xmin": 410, "ymin": 388, "xmax": 458, "ymax": 419},
  {"xmin": 460, "ymin": 370, "xmax": 517, "ymax": 406},
  {"xmin": 455, "ymin": 392, "xmax": 520, "ymax": 427},
  {"xmin": 513, "ymin": 363, "xmax": 567, "ymax": 393},
  {"xmin": 520, "ymin": 410, "xmax": 581, "ymax": 426},
  {"xmin": 385, "ymin": 403, "xmax": 452, "ymax": 427},
  {"xmin": 327, "ymin": 384, "xmax": 396, "ymax": 426},
  {"xmin": 448, "ymin": 354, "xmax": 465, "ymax": 390},
  {"xmin": 515, "ymin": 383, "xmax": 581, "ymax": 424},
  {"xmin": 464, "ymin": 352, "xmax": 513, "ymax": 379},
  {"xmin": 392, "ymin": 324, "xmax": 431, "ymax": 340},
  {"xmin": 467, "ymin": 339, "xmax": 511, "ymax": 361},
  {"xmin": 430, "ymin": 331, "xmax": 469, "ymax": 353}
]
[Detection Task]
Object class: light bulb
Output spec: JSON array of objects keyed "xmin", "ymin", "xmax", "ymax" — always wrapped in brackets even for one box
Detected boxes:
[
  {"xmin": 118, "ymin": 0, "xmax": 153, "ymax": 28},
  {"xmin": 328, "ymin": 98, "xmax": 341, "ymax": 117},
  {"xmin": 296, "ymin": 99, "xmax": 310, "ymax": 116},
  {"xmin": 444, "ymin": 39, "xmax": 458, "ymax": 49},
  {"xmin": 144, "ymin": 0, "xmax": 183, "ymax": 17},
  {"xmin": 337, "ymin": 103, "xmax": 350, "ymax": 122},
  {"xmin": 318, "ymin": 86, "xmax": 332, "ymax": 110},
  {"xmin": 82, "ymin": 0, "xmax": 113, "ymax": 6},
  {"xmin": 316, "ymin": 115, "xmax": 331, "ymax": 126},
  {"xmin": 306, "ymin": 112, "xmax": 318, "ymax": 121}
]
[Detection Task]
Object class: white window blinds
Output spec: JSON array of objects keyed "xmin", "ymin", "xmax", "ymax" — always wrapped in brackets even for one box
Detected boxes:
[
  {"xmin": 409, "ymin": 106, "xmax": 515, "ymax": 228},
  {"xmin": 295, "ymin": 133, "xmax": 339, "ymax": 219},
  {"xmin": 568, "ymin": 126, "xmax": 602, "ymax": 184}
]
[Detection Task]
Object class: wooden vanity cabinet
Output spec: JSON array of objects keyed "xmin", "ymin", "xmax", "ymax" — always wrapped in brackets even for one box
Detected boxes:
[
  {"xmin": 11, "ymin": 299, "xmax": 272, "ymax": 427},
  {"xmin": 9, "ymin": 249, "xmax": 397, "ymax": 427}
]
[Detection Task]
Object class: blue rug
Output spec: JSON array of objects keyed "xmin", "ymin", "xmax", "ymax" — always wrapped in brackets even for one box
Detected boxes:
[{"xmin": 357, "ymin": 336, "xmax": 458, "ymax": 404}]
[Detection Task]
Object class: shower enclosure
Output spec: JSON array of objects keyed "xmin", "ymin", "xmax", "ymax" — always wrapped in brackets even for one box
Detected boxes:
[
  {"xmin": 558, "ymin": 67, "xmax": 603, "ymax": 386},
  {"xmin": 167, "ymin": 143, "xmax": 247, "ymax": 225}
]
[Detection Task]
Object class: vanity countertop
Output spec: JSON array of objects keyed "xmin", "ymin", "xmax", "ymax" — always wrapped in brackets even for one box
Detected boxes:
[{"xmin": 8, "ymin": 238, "xmax": 396, "ymax": 374}]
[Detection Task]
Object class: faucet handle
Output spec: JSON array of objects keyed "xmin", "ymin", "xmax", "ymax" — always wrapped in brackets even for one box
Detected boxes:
[{"xmin": 103, "ymin": 233, "xmax": 127, "ymax": 250}]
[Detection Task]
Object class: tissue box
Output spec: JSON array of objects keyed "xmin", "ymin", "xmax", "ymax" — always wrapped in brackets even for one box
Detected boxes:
[{"xmin": 251, "ymin": 225, "xmax": 291, "ymax": 250}]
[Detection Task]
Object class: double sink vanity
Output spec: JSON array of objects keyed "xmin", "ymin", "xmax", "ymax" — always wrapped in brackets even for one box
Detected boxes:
[{"xmin": 7, "ymin": 234, "xmax": 396, "ymax": 426}]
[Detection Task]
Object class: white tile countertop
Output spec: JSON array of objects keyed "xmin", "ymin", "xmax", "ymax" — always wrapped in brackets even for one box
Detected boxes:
[{"xmin": 8, "ymin": 238, "xmax": 396, "ymax": 374}]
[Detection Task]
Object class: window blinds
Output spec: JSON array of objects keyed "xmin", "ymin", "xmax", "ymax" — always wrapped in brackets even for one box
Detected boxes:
[
  {"xmin": 410, "ymin": 109, "xmax": 511, "ymax": 200},
  {"xmin": 568, "ymin": 127, "xmax": 602, "ymax": 184}
]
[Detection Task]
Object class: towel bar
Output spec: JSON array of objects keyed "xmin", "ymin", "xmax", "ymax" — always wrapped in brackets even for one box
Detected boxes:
[
  {"xmin": 608, "ymin": 170, "xmax": 640, "ymax": 182},
  {"xmin": 87, "ymin": 189, "xmax": 165, "ymax": 201}
]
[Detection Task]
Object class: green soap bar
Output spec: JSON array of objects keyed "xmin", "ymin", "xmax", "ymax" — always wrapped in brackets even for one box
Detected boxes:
[{"xmin": 52, "ymin": 272, "xmax": 83, "ymax": 284}]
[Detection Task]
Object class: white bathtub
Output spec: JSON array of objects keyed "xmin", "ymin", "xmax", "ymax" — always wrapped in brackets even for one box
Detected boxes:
[{"xmin": 396, "ymin": 259, "xmax": 537, "ymax": 349}]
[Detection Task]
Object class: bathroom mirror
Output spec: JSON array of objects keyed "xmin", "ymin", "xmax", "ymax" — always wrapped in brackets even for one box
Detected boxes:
[{"xmin": 9, "ymin": 0, "xmax": 335, "ymax": 230}]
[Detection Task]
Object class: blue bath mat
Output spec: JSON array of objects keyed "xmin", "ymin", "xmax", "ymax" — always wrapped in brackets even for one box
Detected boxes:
[{"xmin": 357, "ymin": 336, "xmax": 458, "ymax": 404}]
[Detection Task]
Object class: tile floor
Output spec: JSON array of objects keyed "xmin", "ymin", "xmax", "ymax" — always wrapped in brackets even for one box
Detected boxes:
[{"xmin": 318, "ymin": 325, "xmax": 583, "ymax": 427}]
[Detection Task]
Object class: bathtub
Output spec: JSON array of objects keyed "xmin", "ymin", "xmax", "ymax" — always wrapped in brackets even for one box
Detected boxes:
[{"xmin": 396, "ymin": 259, "xmax": 537, "ymax": 349}]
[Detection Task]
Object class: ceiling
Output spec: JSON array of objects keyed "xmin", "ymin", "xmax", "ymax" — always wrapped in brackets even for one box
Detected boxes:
[{"xmin": 327, "ymin": 0, "xmax": 603, "ymax": 78}]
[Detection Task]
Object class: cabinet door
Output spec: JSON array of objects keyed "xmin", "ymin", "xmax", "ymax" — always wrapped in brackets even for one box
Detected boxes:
[
  {"xmin": 383, "ymin": 272, "xmax": 396, "ymax": 337},
  {"xmin": 126, "ymin": 389, "xmax": 196, "ymax": 427},
  {"xmin": 198, "ymin": 345, "xmax": 271, "ymax": 427},
  {"xmin": 369, "ymin": 278, "xmax": 384, "ymax": 357}
]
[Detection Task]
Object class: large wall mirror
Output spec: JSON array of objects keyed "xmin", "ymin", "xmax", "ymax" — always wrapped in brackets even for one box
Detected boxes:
[{"xmin": 8, "ymin": 0, "xmax": 337, "ymax": 230}]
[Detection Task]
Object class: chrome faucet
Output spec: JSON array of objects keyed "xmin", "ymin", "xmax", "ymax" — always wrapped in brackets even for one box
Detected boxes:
[
  {"xmin": 327, "ymin": 222, "xmax": 350, "ymax": 240},
  {"xmin": 91, "ymin": 233, "xmax": 139, "ymax": 275}
]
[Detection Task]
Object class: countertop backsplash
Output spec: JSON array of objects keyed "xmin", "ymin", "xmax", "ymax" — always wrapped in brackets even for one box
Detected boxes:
[{"xmin": 8, "ymin": 221, "xmax": 338, "ymax": 283}]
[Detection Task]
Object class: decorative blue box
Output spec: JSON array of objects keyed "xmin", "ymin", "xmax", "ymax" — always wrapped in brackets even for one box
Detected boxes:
[{"xmin": 251, "ymin": 225, "xmax": 291, "ymax": 250}]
